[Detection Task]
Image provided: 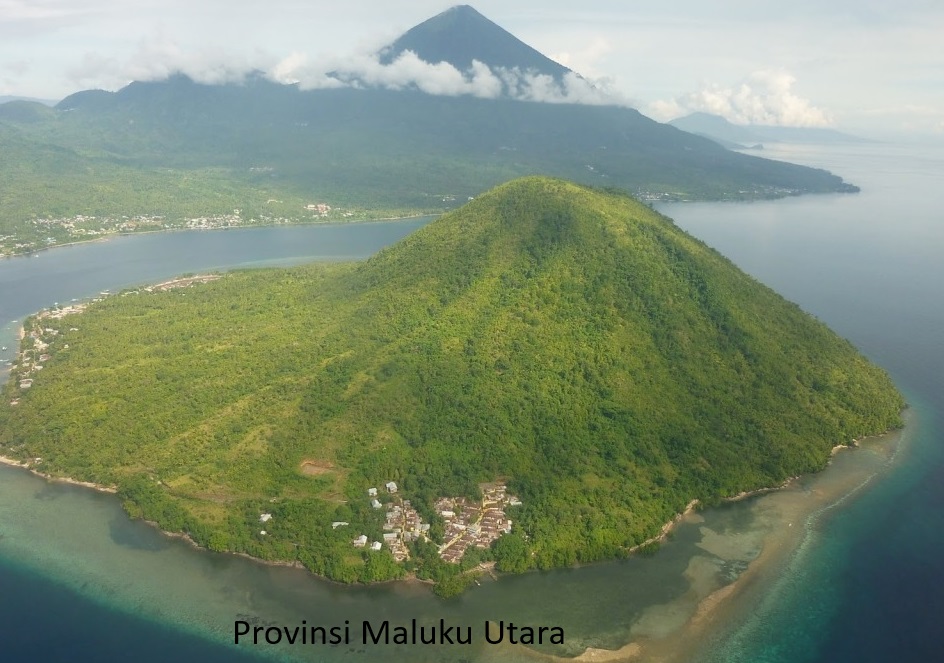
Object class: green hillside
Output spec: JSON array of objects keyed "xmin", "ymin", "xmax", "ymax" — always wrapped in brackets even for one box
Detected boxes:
[{"xmin": 0, "ymin": 178, "xmax": 902, "ymax": 588}]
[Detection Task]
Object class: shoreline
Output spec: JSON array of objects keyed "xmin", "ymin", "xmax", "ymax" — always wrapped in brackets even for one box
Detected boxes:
[
  {"xmin": 626, "ymin": 499, "xmax": 700, "ymax": 555},
  {"xmin": 0, "ymin": 421, "xmax": 907, "ymax": 663},
  {"xmin": 0, "ymin": 212, "xmax": 438, "ymax": 261},
  {"xmin": 0, "ymin": 454, "xmax": 707, "ymax": 591},
  {"xmin": 0, "ymin": 455, "xmax": 117, "ymax": 494},
  {"xmin": 0, "ymin": 431, "xmax": 883, "ymax": 588},
  {"xmin": 479, "ymin": 420, "xmax": 906, "ymax": 663},
  {"xmin": 0, "ymin": 455, "xmax": 443, "ymax": 586},
  {"xmin": 563, "ymin": 422, "xmax": 906, "ymax": 663},
  {"xmin": 1, "ymin": 303, "xmax": 908, "ymax": 638}
]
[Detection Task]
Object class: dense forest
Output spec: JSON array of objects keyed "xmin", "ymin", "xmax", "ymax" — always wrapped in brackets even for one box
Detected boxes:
[{"xmin": 0, "ymin": 178, "xmax": 903, "ymax": 588}]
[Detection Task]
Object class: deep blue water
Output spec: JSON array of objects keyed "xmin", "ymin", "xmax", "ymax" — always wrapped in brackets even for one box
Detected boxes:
[
  {"xmin": 0, "ymin": 557, "xmax": 268, "ymax": 663},
  {"xmin": 661, "ymin": 142, "xmax": 944, "ymax": 662}
]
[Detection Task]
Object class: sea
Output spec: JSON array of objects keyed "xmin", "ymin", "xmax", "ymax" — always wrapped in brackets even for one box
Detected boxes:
[{"xmin": 0, "ymin": 141, "xmax": 941, "ymax": 662}]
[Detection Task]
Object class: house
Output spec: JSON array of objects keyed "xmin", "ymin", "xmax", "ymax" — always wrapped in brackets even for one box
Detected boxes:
[
  {"xmin": 383, "ymin": 532, "xmax": 398, "ymax": 542},
  {"xmin": 385, "ymin": 481, "xmax": 398, "ymax": 494},
  {"xmin": 259, "ymin": 513, "xmax": 273, "ymax": 523},
  {"xmin": 331, "ymin": 521, "xmax": 349, "ymax": 529},
  {"xmin": 352, "ymin": 535, "xmax": 368, "ymax": 548},
  {"xmin": 368, "ymin": 487, "xmax": 378, "ymax": 497},
  {"xmin": 370, "ymin": 541, "xmax": 382, "ymax": 551},
  {"xmin": 371, "ymin": 499, "xmax": 382, "ymax": 509}
]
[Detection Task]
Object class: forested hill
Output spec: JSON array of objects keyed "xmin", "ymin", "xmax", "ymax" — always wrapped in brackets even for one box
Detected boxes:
[{"xmin": 0, "ymin": 178, "xmax": 902, "ymax": 587}]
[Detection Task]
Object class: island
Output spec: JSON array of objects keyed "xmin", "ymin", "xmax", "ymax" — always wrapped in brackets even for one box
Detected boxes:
[
  {"xmin": 0, "ymin": 5, "xmax": 858, "ymax": 257},
  {"xmin": 0, "ymin": 177, "xmax": 903, "ymax": 594}
]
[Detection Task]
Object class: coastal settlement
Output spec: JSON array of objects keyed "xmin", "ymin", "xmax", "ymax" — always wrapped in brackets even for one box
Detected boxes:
[{"xmin": 6, "ymin": 286, "xmax": 523, "ymax": 568}]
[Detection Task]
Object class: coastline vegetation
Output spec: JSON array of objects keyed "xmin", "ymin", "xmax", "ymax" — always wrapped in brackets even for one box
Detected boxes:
[
  {"xmin": 0, "ymin": 177, "xmax": 903, "ymax": 588},
  {"xmin": 0, "ymin": 125, "xmax": 436, "ymax": 257}
]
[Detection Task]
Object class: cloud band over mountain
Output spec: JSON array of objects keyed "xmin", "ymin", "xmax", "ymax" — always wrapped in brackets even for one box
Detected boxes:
[
  {"xmin": 270, "ymin": 49, "xmax": 626, "ymax": 105},
  {"xmin": 67, "ymin": 42, "xmax": 628, "ymax": 107}
]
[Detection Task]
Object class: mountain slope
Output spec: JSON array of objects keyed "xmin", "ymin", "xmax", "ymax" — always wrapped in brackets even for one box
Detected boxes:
[
  {"xmin": 0, "ymin": 7, "xmax": 861, "ymax": 247},
  {"xmin": 0, "ymin": 177, "xmax": 903, "ymax": 582},
  {"xmin": 37, "ymin": 79, "xmax": 858, "ymax": 203},
  {"xmin": 380, "ymin": 4, "xmax": 572, "ymax": 79}
]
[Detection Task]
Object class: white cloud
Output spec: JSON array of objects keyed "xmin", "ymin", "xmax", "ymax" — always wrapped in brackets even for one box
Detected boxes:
[
  {"xmin": 67, "ymin": 35, "xmax": 267, "ymax": 90},
  {"xmin": 335, "ymin": 51, "xmax": 504, "ymax": 98},
  {"xmin": 551, "ymin": 36, "xmax": 612, "ymax": 79},
  {"xmin": 648, "ymin": 70, "xmax": 833, "ymax": 127},
  {"xmin": 60, "ymin": 31, "xmax": 632, "ymax": 107},
  {"xmin": 271, "ymin": 47, "xmax": 631, "ymax": 106}
]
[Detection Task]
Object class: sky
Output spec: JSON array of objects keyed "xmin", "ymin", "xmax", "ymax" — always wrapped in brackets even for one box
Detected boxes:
[{"xmin": 1, "ymin": 0, "xmax": 942, "ymax": 138}]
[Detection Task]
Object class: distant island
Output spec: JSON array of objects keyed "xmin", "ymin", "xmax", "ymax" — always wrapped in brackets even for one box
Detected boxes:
[
  {"xmin": 0, "ymin": 5, "xmax": 858, "ymax": 257},
  {"xmin": 0, "ymin": 178, "xmax": 903, "ymax": 593},
  {"xmin": 669, "ymin": 112, "xmax": 872, "ymax": 148}
]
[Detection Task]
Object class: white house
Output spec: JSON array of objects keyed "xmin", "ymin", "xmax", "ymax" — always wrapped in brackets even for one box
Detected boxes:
[{"xmin": 385, "ymin": 481, "xmax": 398, "ymax": 494}]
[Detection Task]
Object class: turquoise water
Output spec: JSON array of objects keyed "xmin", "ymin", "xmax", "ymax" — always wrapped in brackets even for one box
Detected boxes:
[{"xmin": 1, "ymin": 143, "xmax": 942, "ymax": 662}]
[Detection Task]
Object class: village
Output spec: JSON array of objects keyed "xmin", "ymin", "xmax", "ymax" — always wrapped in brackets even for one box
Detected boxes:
[
  {"xmin": 435, "ymin": 482, "xmax": 519, "ymax": 564},
  {"xmin": 0, "ymin": 201, "xmax": 354, "ymax": 258},
  {"xmin": 6, "ymin": 276, "xmax": 222, "ymax": 401},
  {"xmin": 7, "ymin": 302, "xmax": 86, "ymax": 397},
  {"xmin": 7, "ymin": 292, "xmax": 523, "ymax": 568},
  {"xmin": 344, "ymin": 481, "xmax": 521, "ymax": 564}
]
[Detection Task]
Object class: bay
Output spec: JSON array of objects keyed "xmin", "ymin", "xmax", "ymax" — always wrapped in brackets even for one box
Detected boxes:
[{"xmin": 1, "ymin": 142, "xmax": 942, "ymax": 662}]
